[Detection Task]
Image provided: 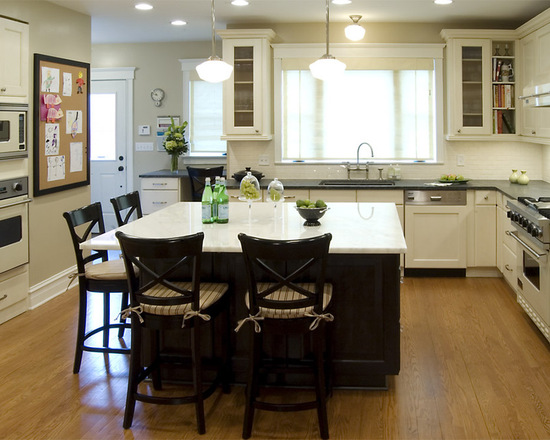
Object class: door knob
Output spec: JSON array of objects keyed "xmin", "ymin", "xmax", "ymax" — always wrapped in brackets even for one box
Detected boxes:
[
  {"xmin": 119, "ymin": 156, "xmax": 124, "ymax": 161},
  {"xmin": 118, "ymin": 166, "xmax": 124, "ymax": 171}
]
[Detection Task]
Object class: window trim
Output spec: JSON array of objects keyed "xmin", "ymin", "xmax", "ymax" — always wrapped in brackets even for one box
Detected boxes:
[{"xmin": 272, "ymin": 43, "xmax": 446, "ymax": 164}]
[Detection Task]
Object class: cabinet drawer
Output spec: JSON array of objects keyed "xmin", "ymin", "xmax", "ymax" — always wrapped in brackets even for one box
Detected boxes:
[
  {"xmin": 141, "ymin": 178, "xmax": 179, "ymax": 191},
  {"xmin": 503, "ymin": 221, "xmax": 518, "ymax": 251},
  {"xmin": 309, "ymin": 189, "xmax": 356, "ymax": 202},
  {"xmin": 501, "ymin": 243, "xmax": 517, "ymax": 290},
  {"xmin": 475, "ymin": 190, "xmax": 496, "ymax": 205},
  {"xmin": 0, "ymin": 266, "xmax": 28, "ymax": 312},
  {"xmin": 142, "ymin": 190, "xmax": 179, "ymax": 214},
  {"xmin": 357, "ymin": 189, "xmax": 403, "ymax": 204}
]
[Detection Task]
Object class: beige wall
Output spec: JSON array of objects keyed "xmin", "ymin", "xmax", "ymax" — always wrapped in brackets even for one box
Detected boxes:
[{"xmin": 0, "ymin": 1, "xmax": 91, "ymax": 286}]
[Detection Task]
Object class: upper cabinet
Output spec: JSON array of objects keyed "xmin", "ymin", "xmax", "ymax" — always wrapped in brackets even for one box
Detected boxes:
[
  {"xmin": 519, "ymin": 22, "xmax": 550, "ymax": 139},
  {"xmin": 441, "ymin": 30, "xmax": 517, "ymax": 141},
  {"xmin": 0, "ymin": 17, "xmax": 29, "ymax": 103},
  {"xmin": 218, "ymin": 29, "xmax": 275, "ymax": 141}
]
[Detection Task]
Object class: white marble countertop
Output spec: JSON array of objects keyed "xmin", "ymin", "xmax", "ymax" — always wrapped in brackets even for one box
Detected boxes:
[{"xmin": 82, "ymin": 202, "xmax": 407, "ymax": 254}]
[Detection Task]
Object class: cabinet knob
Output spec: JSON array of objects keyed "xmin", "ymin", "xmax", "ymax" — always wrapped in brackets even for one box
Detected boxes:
[
  {"xmin": 532, "ymin": 130, "xmax": 536, "ymax": 135},
  {"xmin": 484, "ymin": 195, "xmax": 488, "ymax": 200},
  {"xmin": 504, "ymin": 264, "xmax": 513, "ymax": 272},
  {"xmin": 457, "ymin": 128, "xmax": 461, "ymax": 134},
  {"xmin": 0, "ymin": 87, "xmax": 6, "ymax": 92},
  {"xmin": 0, "ymin": 294, "xmax": 7, "ymax": 301}
]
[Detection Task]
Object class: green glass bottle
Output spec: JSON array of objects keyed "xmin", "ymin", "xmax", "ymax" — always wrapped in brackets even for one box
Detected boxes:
[
  {"xmin": 212, "ymin": 176, "xmax": 220, "ymax": 221},
  {"xmin": 216, "ymin": 177, "xmax": 229, "ymax": 223},
  {"xmin": 201, "ymin": 177, "xmax": 214, "ymax": 224}
]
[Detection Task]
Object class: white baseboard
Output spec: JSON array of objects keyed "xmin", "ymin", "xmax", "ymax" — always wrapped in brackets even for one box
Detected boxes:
[{"xmin": 29, "ymin": 265, "xmax": 76, "ymax": 309}]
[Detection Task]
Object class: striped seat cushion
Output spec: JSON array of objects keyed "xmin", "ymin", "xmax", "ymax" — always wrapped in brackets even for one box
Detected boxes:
[
  {"xmin": 141, "ymin": 282, "xmax": 228, "ymax": 316},
  {"xmin": 246, "ymin": 283, "xmax": 333, "ymax": 319},
  {"xmin": 85, "ymin": 259, "xmax": 127, "ymax": 281}
]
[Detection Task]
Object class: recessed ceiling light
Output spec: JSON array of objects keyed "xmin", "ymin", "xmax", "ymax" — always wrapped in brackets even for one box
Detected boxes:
[
  {"xmin": 434, "ymin": 0, "xmax": 453, "ymax": 4},
  {"xmin": 135, "ymin": 3, "xmax": 153, "ymax": 10},
  {"xmin": 332, "ymin": 0, "xmax": 352, "ymax": 4},
  {"xmin": 231, "ymin": 0, "xmax": 249, "ymax": 5},
  {"xmin": 171, "ymin": 20, "xmax": 187, "ymax": 26}
]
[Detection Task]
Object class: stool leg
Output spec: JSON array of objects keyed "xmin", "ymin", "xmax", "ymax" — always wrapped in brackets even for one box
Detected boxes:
[
  {"xmin": 73, "ymin": 284, "xmax": 88, "ymax": 374},
  {"xmin": 191, "ymin": 320, "xmax": 206, "ymax": 434},
  {"xmin": 123, "ymin": 316, "xmax": 141, "ymax": 429},
  {"xmin": 103, "ymin": 292, "xmax": 110, "ymax": 347},
  {"xmin": 313, "ymin": 327, "xmax": 329, "ymax": 440},
  {"xmin": 118, "ymin": 292, "xmax": 129, "ymax": 338},
  {"xmin": 243, "ymin": 330, "xmax": 261, "ymax": 439}
]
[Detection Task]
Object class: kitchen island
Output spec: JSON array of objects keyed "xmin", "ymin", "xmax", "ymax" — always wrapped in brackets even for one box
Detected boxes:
[{"xmin": 83, "ymin": 202, "xmax": 407, "ymax": 388}]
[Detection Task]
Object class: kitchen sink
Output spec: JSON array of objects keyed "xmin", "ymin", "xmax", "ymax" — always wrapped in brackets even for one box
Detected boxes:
[{"xmin": 319, "ymin": 179, "xmax": 395, "ymax": 186}]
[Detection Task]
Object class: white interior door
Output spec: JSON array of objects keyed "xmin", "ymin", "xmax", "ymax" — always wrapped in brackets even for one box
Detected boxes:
[{"xmin": 90, "ymin": 79, "xmax": 128, "ymax": 231}]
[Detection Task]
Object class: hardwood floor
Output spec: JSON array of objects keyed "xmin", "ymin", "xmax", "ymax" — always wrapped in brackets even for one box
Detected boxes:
[{"xmin": 2, "ymin": 277, "xmax": 550, "ymax": 439}]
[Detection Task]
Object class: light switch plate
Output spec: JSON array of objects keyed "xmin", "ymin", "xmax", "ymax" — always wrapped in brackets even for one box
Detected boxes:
[
  {"xmin": 457, "ymin": 154, "xmax": 465, "ymax": 166},
  {"xmin": 138, "ymin": 125, "xmax": 151, "ymax": 136},
  {"xmin": 258, "ymin": 154, "xmax": 269, "ymax": 166},
  {"xmin": 136, "ymin": 142, "xmax": 154, "ymax": 151}
]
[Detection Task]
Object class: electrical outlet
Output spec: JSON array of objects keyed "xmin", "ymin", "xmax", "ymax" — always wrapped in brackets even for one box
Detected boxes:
[
  {"xmin": 258, "ymin": 154, "xmax": 269, "ymax": 166},
  {"xmin": 457, "ymin": 154, "xmax": 465, "ymax": 166},
  {"xmin": 135, "ymin": 142, "xmax": 154, "ymax": 151}
]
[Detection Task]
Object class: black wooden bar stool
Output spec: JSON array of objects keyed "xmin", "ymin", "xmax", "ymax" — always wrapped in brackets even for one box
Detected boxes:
[
  {"xmin": 236, "ymin": 232, "xmax": 334, "ymax": 439},
  {"xmin": 110, "ymin": 191, "xmax": 143, "ymax": 227},
  {"xmin": 63, "ymin": 202, "xmax": 131, "ymax": 374},
  {"xmin": 116, "ymin": 231, "xmax": 231, "ymax": 434}
]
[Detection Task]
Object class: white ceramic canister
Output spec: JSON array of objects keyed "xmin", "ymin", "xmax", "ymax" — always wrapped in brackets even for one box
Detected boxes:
[
  {"xmin": 509, "ymin": 169, "xmax": 519, "ymax": 183},
  {"xmin": 517, "ymin": 170, "xmax": 529, "ymax": 185}
]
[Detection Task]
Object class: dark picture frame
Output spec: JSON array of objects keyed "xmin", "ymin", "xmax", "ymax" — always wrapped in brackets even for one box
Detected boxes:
[{"xmin": 33, "ymin": 53, "xmax": 90, "ymax": 197}]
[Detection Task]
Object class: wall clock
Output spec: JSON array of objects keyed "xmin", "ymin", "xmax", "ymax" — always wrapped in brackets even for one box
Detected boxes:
[{"xmin": 151, "ymin": 88, "xmax": 165, "ymax": 107}]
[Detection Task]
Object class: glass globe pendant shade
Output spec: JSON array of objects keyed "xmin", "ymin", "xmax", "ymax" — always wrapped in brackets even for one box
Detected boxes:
[
  {"xmin": 309, "ymin": 55, "xmax": 346, "ymax": 81},
  {"xmin": 345, "ymin": 23, "xmax": 365, "ymax": 41},
  {"xmin": 196, "ymin": 56, "xmax": 233, "ymax": 83}
]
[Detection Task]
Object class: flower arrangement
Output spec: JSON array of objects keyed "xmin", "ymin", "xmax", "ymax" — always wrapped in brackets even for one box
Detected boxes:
[{"xmin": 163, "ymin": 118, "xmax": 189, "ymax": 172}]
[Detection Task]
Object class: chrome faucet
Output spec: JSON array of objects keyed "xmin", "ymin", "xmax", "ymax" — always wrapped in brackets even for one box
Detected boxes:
[{"xmin": 346, "ymin": 142, "xmax": 374, "ymax": 179}]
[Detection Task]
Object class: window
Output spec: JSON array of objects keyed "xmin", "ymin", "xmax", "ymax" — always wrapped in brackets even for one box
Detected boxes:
[
  {"xmin": 180, "ymin": 59, "xmax": 226, "ymax": 156},
  {"xmin": 274, "ymin": 45, "xmax": 444, "ymax": 163}
]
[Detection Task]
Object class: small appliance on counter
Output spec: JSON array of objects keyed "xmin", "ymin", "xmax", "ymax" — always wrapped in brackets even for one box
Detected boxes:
[{"xmin": 0, "ymin": 103, "xmax": 27, "ymax": 160}]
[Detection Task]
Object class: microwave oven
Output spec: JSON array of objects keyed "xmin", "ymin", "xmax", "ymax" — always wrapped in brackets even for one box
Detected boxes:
[{"xmin": 0, "ymin": 103, "xmax": 27, "ymax": 159}]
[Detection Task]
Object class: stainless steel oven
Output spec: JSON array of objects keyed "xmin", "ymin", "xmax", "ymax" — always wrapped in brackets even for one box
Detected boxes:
[
  {"xmin": 0, "ymin": 177, "xmax": 30, "ymax": 273},
  {"xmin": 0, "ymin": 103, "xmax": 27, "ymax": 159}
]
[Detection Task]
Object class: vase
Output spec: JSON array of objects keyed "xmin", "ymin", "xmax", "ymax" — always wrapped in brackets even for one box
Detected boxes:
[
  {"xmin": 170, "ymin": 154, "xmax": 179, "ymax": 173},
  {"xmin": 518, "ymin": 170, "xmax": 529, "ymax": 185},
  {"xmin": 509, "ymin": 169, "xmax": 519, "ymax": 183}
]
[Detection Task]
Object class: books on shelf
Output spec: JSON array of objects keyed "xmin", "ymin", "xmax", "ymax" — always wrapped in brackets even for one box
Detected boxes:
[
  {"xmin": 493, "ymin": 84, "xmax": 514, "ymax": 108},
  {"xmin": 493, "ymin": 110, "xmax": 514, "ymax": 134}
]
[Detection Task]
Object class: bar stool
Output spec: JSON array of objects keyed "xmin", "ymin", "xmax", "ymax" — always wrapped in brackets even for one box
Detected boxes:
[
  {"xmin": 236, "ymin": 232, "xmax": 334, "ymax": 439},
  {"xmin": 110, "ymin": 191, "xmax": 143, "ymax": 227},
  {"xmin": 116, "ymin": 231, "xmax": 231, "ymax": 434},
  {"xmin": 186, "ymin": 166, "xmax": 224, "ymax": 201},
  {"xmin": 63, "ymin": 202, "xmax": 131, "ymax": 374}
]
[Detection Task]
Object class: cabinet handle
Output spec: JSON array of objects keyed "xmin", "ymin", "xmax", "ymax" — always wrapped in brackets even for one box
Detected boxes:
[
  {"xmin": 152, "ymin": 201, "xmax": 168, "ymax": 205},
  {"xmin": 484, "ymin": 195, "xmax": 488, "ymax": 200},
  {"xmin": 532, "ymin": 130, "xmax": 536, "ymax": 135},
  {"xmin": 0, "ymin": 294, "xmax": 7, "ymax": 301},
  {"xmin": 430, "ymin": 195, "xmax": 442, "ymax": 201},
  {"xmin": 457, "ymin": 128, "xmax": 461, "ymax": 134},
  {"xmin": 0, "ymin": 87, "xmax": 6, "ymax": 92},
  {"xmin": 152, "ymin": 183, "xmax": 167, "ymax": 186}
]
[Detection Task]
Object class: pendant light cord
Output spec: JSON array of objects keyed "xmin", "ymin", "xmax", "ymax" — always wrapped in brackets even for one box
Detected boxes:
[
  {"xmin": 210, "ymin": 0, "xmax": 216, "ymax": 58},
  {"xmin": 325, "ymin": 0, "xmax": 330, "ymax": 55}
]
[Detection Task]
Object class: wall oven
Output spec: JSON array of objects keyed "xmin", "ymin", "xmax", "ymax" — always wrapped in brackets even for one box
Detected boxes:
[
  {"xmin": 0, "ymin": 103, "xmax": 27, "ymax": 159},
  {"xmin": 0, "ymin": 176, "xmax": 30, "ymax": 323},
  {"xmin": 507, "ymin": 197, "xmax": 550, "ymax": 342}
]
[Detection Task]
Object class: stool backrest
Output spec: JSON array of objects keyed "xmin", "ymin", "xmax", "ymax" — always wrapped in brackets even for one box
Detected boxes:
[
  {"xmin": 116, "ymin": 231, "xmax": 204, "ymax": 309},
  {"xmin": 238, "ymin": 233, "xmax": 332, "ymax": 315},
  {"xmin": 110, "ymin": 191, "xmax": 143, "ymax": 227},
  {"xmin": 63, "ymin": 202, "xmax": 108, "ymax": 273},
  {"xmin": 187, "ymin": 166, "xmax": 224, "ymax": 201}
]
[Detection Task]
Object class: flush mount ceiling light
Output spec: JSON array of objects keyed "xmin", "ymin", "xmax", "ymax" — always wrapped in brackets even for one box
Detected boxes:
[
  {"xmin": 231, "ymin": 0, "xmax": 249, "ymax": 5},
  {"xmin": 196, "ymin": 0, "xmax": 234, "ymax": 83},
  {"xmin": 309, "ymin": 0, "xmax": 346, "ymax": 81},
  {"xmin": 345, "ymin": 15, "xmax": 365, "ymax": 41},
  {"xmin": 434, "ymin": 0, "xmax": 453, "ymax": 4},
  {"xmin": 171, "ymin": 19, "xmax": 187, "ymax": 26},
  {"xmin": 134, "ymin": 3, "xmax": 153, "ymax": 10}
]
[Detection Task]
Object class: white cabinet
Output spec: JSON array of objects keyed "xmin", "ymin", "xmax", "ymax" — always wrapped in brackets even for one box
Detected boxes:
[
  {"xmin": 141, "ymin": 177, "xmax": 182, "ymax": 214},
  {"xmin": 519, "ymin": 23, "xmax": 550, "ymax": 139},
  {"xmin": 309, "ymin": 189, "xmax": 356, "ymax": 203},
  {"xmin": 473, "ymin": 190, "xmax": 496, "ymax": 267},
  {"xmin": 496, "ymin": 192, "xmax": 518, "ymax": 290},
  {"xmin": 218, "ymin": 30, "xmax": 275, "ymax": 140},
  {"xmin": 0, "ymin": 265, "xmax": 29, "ymax": 324},
  {"xmin": 0, "ymin": 17, "xmax": 29, "ymax": 103},
  {"xmin": 357, "ymin": 189, "xmax": 404, "ymax": 226},
  {"xmin": 441, "ymin": 30, "xmax": 518, "ymax": 139}
]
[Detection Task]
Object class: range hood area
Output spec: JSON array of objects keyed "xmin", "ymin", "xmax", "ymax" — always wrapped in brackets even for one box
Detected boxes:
[{"xmin": 521, "ymin": 83, "xmax": 550, "ymax": 107}]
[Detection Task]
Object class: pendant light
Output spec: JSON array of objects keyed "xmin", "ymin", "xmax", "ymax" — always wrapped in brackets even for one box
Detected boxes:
[
  {"xmin": 345, "ymin": 15, "xmax": 365, "ymax": 41},
  {"xmin": 196, "ymin": 0, "xmax": 233, "ymax": 83},
  {"xmin": 309, "ymin": 0, "xmax": 346, "ymax": 81}
]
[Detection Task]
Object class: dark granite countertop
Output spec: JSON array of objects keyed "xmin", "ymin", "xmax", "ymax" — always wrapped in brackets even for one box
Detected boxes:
[{"xmin": 140, "ymin": 170, "xmax": 550, "ymax": 200}]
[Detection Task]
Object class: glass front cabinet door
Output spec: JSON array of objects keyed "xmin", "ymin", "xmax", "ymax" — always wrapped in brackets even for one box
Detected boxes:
[{"xmin": 218, "ymin": 29, "xmax": 275, "ymax": 140}]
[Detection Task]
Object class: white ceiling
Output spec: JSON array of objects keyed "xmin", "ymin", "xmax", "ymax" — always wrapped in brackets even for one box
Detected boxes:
[{"xmin": 45, "ymin": 0, "xmax": 550, "ymax": 44}]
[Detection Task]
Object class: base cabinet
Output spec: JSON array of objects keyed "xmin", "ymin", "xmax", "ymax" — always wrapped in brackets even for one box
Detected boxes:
[
  {"xmin": 473, "ymin": 190, "xmax": 497, "ymax": 267},
  {"xmin": 497, "ymin": 192, "xmax": 518, "ymax": 290},
  {"xmin": 141, "ymin": 177, "xmax": 182, "ymax": 214}
]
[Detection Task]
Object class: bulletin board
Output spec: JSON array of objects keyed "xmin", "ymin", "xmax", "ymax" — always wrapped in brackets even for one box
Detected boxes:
[{"xmin": 33, "ymin": 54, "xmax": 90, "ymax": 197}]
